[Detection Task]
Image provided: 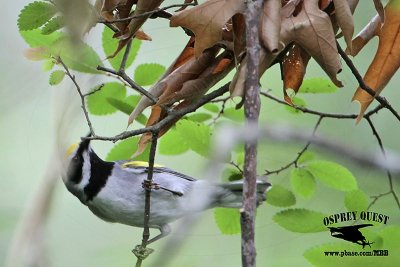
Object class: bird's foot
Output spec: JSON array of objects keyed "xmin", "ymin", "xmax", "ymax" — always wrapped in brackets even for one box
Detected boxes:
[{"xmin": 132, "ymin": 245, "xmax": 154, "ymax": 260}]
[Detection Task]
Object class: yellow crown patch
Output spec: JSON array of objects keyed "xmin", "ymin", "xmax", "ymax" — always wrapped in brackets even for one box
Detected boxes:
[{"xmin": 66, "ymin": 143, "xmax": 79, "ymax": 157}]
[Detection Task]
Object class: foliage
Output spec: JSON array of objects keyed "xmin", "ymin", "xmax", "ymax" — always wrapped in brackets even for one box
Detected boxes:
[{"xmin": 17, "ymin": 0, "xmax": 400, "ymax": 266}]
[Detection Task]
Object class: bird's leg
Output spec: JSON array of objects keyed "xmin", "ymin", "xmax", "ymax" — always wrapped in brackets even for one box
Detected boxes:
[
  {"xmin": 147, "ymin": 224, "xmax": 171, "ymax": 244},
  {"xmin": 132, "ymin": 225, "xmax": 171, "ymax": 259}
]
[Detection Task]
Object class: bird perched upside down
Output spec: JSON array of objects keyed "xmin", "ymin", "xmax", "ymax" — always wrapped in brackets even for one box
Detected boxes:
[{"xmin": 62, "ymin": 138, "xmax": 270, "ymax": 244}]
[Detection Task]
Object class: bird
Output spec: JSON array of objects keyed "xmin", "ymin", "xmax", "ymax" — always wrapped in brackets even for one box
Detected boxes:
[{"xmin": 62, "ymin": 137, "xmax": 270, "ymax": 244}]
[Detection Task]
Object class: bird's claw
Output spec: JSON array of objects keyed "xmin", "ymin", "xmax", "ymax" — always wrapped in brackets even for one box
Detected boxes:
[{"xmin": 132, "ymin": 245, "xmax": 154, "ymax": 260}]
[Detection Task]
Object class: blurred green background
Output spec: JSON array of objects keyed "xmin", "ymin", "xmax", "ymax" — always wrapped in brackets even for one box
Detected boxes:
[{"xmin": 1, "ymin": 1, "xmax": 399, "ymax": 267}]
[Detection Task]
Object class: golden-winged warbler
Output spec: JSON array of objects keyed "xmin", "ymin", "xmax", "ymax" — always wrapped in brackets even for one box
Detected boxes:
[{"xmin": 62, "ymin": 138, "xmax": 270, "ymax": 243}]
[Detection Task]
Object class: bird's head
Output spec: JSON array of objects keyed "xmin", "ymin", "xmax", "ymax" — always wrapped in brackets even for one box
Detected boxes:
[{"xmin": 62, "ymin": 138, "xmax": 92, "ymax": 197}]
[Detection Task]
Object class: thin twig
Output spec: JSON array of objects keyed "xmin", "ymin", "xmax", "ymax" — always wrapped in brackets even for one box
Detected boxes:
[
  {"xmin": 364, "ymin": 116, "xmax": 400, "ymax": 209},
  {"xmin": 265, "ymin": 116, "xmax": 324, "ymax": 175},
  {"xmin": 97, "ymin": 65, "xmax": 158, "ymax": 104},
  {"xmin": 119, "ymin": 39, "xmax": 132, "ymax": 72},
  {"xmin": 260, "ymin": 90, "xmax": 384, "ymax": 119},
  {"xmin": 336, "ymin": 42, "xmax": 400, "ymax": 122},
  {"xmin": 134, "ymin": 132, "xmax": 158, "ymax": 267},
  {"xmin": 230, "ymin": 161, "xmax": 244, "ymax": 175},
  {"xmin": 210, "ymin": 97, "xmax": 229, "ymax": 125},
  {"xmin": 86, "ymin": 83, "xmax": 230, "ymax": 141},
  {"xmin": 83, "ymin": 84, "xmax": 104, "ymax": 97},
  {"xmin": 99, "ymin": 3, "xmax": 196, "ymax": 23},
  {"xmin": 58, "ymin": 57, "xmax": 96, "ymax": 136}
]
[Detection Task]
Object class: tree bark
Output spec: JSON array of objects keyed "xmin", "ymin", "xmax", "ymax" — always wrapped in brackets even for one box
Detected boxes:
[{"xmin": 241, "ymin": 1, "xmax": 263, "ymax": 267}]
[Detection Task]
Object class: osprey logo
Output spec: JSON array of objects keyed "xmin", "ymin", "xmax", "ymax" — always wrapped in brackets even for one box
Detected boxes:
[
  {"xmin": 328, "ymin": 224, "xmax": 374, "ymax": 248},
  {"xmin": 323, "ymin": 211, "xmax": 390, "ymax": 249}
]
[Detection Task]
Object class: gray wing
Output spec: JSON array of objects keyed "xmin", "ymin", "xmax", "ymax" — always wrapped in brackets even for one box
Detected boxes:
[
  {"xmin": 115, "ymin": 160, "xmax": 196, "ymax": 181},
  {"xmin": 115, "ymin": 161, "xmax": 196, "ymax": 196}
]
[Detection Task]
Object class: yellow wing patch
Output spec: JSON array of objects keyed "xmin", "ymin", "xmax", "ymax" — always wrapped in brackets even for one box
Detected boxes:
[{"xmin": 122, "ymin": 161, "xmax": 164, "ymax": 168}]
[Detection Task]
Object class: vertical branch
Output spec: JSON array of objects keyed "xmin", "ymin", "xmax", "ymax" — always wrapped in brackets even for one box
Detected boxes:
[
  {"xmin": 241, "ymin": 1, "xmax": 263, "ymax": 267},
  {"xmin": 134, "ymin": 132, "xmax": 158, "ymax": 267}
]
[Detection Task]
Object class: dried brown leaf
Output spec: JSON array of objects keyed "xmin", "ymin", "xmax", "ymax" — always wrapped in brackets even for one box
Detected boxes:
[
  {"xmin": 232, "ymin": 13, "xmax": 246, "ymax": 62},
  {"xmin": 373, "ymin": 0, "xmax": 385, "ymax": 22},
  {"xmin": 157, "ymin": 47, "xmax": 220, "ymax": 105},
  {"xmin": 125, "ymin": 0, "xmax": 165, "ymax": 39},
  {"xmin": 229, "ymin": 48, "xmax": 276, "ymax": 99},
  {"xmin": 280, "ymin": 0, "xmax": 343, "ymax": 87},
  {"xmin": 347, "ymin": 14, "xmax": 382, "ymax": 56},
  {"xmin": 128, "ymin": 38, "xmax": 196, "ymax": 126},
  {"xmin": 333, "ymin": 0, "xmax": 354, "ymax": 53},
  {"xmin": 170, "ymin": 0, "xmax": 245, "ymax": 57},
  {"xmin": 282, "ymin": 44, "xmax": 311, "ymax": 102},
  {"xmin": 352, "ymin": 0, "xmax": 400, "ymax": 122},
  {"xmin": 261, "ymin": 0, "xmax": 282, "ymax": 54}
]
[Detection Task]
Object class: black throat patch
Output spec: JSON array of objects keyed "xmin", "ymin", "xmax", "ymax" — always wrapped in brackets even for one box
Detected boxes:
[
  {"xmin": 67, "ymin": 139, "xmax": 91, "ymax": 184},
  {"xmin": 83, "ymin": 151, "xmax": 114, "ymax": 201}
]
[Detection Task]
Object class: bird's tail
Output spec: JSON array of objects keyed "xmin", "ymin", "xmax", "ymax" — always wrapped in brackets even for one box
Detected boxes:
[{"xmin": 216, "ymin": 179, "xmax": 271, "ymax": 208}]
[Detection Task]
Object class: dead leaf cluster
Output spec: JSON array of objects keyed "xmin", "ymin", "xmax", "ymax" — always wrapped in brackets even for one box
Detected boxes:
[{"xmin": 89, "ymin": 0, "xmax": 399, "ymax": 155}]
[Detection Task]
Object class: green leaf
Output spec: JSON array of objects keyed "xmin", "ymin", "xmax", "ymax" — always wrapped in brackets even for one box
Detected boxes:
[
  {"xmin": 42, "ymin": 59, "xmax": 55, "ymax": 71},
  {"xmin": 18, "ymin": 1, "xmax": 56, "ymax": 31},
  {"xmin": 176, "ymin": 120, "xmax": 211, "ymax": 157},
  {"xmin": 222, "ymin": 168, "xmax": 242, "ymax": 182},
  {"xmin": 267, "ymin": 185, "xmax": 296, "ymax": 207},
  {"xmin": 290, "ymin": 168, "xmax": 316, "ymax": 199},
  {"xmin": 273, "ymin": 209, "xmax": 328, "ymax": 233},
  {"xmin": 20, "ymin": 29, "xmax": 61, "ymax": 48},
  {"xmin": 53, "ymin": 38, "xmax": 103, "ymax": 74},
  {"xmin": 106, "ymin": 137, "xmax": 150, "ymax": 162},
  {"xmin": 134, "ymin": 63, "xmax": 166, "ymax": 86},
  {"xmin": 299, "ymin": 78, "xmax": 338, "ymax": 94},
  {"xmin": 297, "ymin": 151, "xmax": 316, "ymax": 164},
  {"xmin": 159, "ymin": 128, "xmax": 190, "ymax": 155},
  {"xmin": 306, "ymin": 161, "xmax": 358, "ymax": 191},
  {"xmin": 236, "ymin": 151, "xmax": 244, "ymax": 166},
  {"xmin": 203, "ymin": 103, "xmax": 220, "ymax": 113},
  {"xmin": 223, "ymin": 107, "xmax": 244, "ymax": 122},
  {"xmin": 214, "ymin": 208, "xmax": 241, "ymax": 235},
  {"xmin": 285, "ymin": 96, "xmax": 306, "ymax": 114},
  {"xmin": 344, "ymin": 189, "xmax": 369, "ymax": 212},
  {"xmin": 380, "ymin": 226, "xmax": 400, "ymax": 252},
  {"xmin": 107, "ymin": 96, "xmax": 148, "ymax": 124},
  {"xmin": 304, "ymin": 230, "xmax": 390, "ymax": 267},
  {"xmin": 186, "ymin": 113, "xmax": 212, "ymax": 122},
  {"xmin": 41, "ymin": 16, "xmax": 64, "ymax": 35},
  {"xmin": 102, "ymin": 26, "xmax": 141, "ymax": 70},
  {"xmin": 49, "ymin": 70, "xmax": 65, "ymax": 85},
  {"xmin": 107, "ymin": 98, "xmax": 132, "ymax": 115},
  {"xmin": 87, "ymin": 83, "xmax": 126, "ymax": 115},
  {"xmin": 304, "ymin": 243, "xmax": 367, "ymax": 267}
]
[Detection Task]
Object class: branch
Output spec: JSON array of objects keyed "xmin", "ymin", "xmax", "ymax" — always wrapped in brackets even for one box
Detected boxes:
[
  {"xmin": 241, "ymin": 1, "xmax": 263, "ymax": 267},
  {"xmin": 86, "ymin": 83, "xmax": 230, "ymax": 141},
  {"xmin": 265, "ymin": 116, "xmax": 324, "ymax": 175},
  {"xmin": 260, "ymin": 90, "xmax": 385, "ymax": 119},
  {"xmin": 97, "ymin": 65, "xmax": 158, "ymax": 104},
  {"xmin": 210, "ymin": 96, "xmax": 229, "ymax": 125},
  {"xmin": 98, "ymin": 3, "xmax": 196, "ymax": 23},
  {"xmin": 336, "ymin": 42, "xmax": 400, "ymax": 122},
  {"xmin": 58, "ymin": 57, "xmax": 96, "ymax": 136},
  {"xmin": 134, "ymin": 132, "xmax": 158, "ymax": 267},
  {"xmin": 364, "ymin": 116, "xmax": 400, "ymax": 209}
]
